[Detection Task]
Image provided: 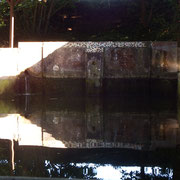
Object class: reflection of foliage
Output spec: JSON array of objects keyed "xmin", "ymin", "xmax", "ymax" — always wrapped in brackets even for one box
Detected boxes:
[
  {"xmin": 0, "ymin": 100, "xmax": 16, "ymax": 114},
  {"xmin": 159, "ymin": 167, "xmax": 171, "ymax": 177},
  {"xmin": 14, "ymin": 150, "xmax": 47, "ymax": 177},
  {"xmin": 0, "ymin": 164, "xmax": 11, "ymax": 176},
  {"xmin": 121, "ymin": 169, "xmax": 140, "ymax": 180},
  {"xmin": 44, "ymin": 162, "xmax": 97, "ymax": 179},
  {"xmin": 0, "ymin": 146, "xmax": 11, "ymax": 176},
  {"xmin": 0, "ymin": 79, "xmax": 16, "ymax": 98},
  {"xmin": 15, "ymin": 159, "xmax": 174, "ymax": 180},
  {"xmin": 120, "ymin": 167, "xmax": 173, "ymax": 180}
]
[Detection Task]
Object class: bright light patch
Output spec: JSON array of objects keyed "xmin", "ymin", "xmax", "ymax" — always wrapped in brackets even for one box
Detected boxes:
[
  {"xmin": 96, "ymin": 165, "xmax": 122, "ymax": 180},
  {"xmin": 0, "ymin": 113, "xmax": 66, "ymax": 148},
  {"xmin": 18, "ymin": 42, "xmax": 68, "ymax": 74},
  {"xmin": 0, "ymin": 114, "xmax": 19, "ymax": 140},
  {"xmin": 0, "ymin": 42, "xmax": 68, "ymax": 78},
  {"xmin": 0, "ymin": 48, "xmax": 19, "ymax": 77},
  {"xmin": 67, "ymin": 28, "xmax": 72, "ymax": 31}
]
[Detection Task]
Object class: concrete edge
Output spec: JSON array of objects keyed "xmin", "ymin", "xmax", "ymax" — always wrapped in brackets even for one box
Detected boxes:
[{"xmin": 0, "ymin": 177, "xmax": 92, "ymax": 180}]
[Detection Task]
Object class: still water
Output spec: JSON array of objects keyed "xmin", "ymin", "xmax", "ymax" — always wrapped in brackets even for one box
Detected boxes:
[{"xmin": 0, "ymin": 95, "xmax": 179, "ymax": 179}]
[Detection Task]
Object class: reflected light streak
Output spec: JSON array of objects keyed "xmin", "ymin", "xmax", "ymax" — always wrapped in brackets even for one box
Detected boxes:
[
  {"xmin": 11, "ymin": 16, "xmax": 14, "ymax": 48},
  {"xmin": 11, "ymin": 139, "xmax": 15, "ymax": 171}
]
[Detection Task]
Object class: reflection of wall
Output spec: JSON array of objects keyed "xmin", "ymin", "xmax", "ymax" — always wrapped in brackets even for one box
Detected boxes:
[
  {"xmin": 44, "ymin": 111, "xmax": 86, "ymax": 143},
  {"xmin": 0, "ymin": 109, "xmax": 179, "ymax": 150},
  {"xmin": 0, "ymin": 114, "xmax": 66, "ymax": 148},
  {"xmin": 0, "ymin": 94, "xmax": 179, "ymax": 150}
]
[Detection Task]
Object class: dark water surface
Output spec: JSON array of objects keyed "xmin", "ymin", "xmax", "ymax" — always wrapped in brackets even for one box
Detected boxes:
[{"xmin": 0, "ymin": 95, "xmax": 180, "ymax": 179}]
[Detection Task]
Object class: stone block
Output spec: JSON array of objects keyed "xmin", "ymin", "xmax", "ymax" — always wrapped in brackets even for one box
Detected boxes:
[
  {"xmin": 43, "ymin": 47, "xmax": 86, "ymax": 78},
  {"xmin": 104, "ymin": 46, "xmax": 151, "ymax": 78}
]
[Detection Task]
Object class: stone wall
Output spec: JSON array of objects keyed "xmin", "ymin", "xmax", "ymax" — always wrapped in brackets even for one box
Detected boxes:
[{"xmin": 0, "ymin": 41, "xmax": 178, "ymax": 97}]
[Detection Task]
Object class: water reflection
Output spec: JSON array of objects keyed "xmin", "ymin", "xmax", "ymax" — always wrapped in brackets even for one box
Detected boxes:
[
  {"xmin": 0, "ymin": 96, "xmax": 179, "ymax": 178},
  {"xmin": 0, "ymin": 114, "xmax": 66, "ymax": 148},
  {"xmin": 44, "ymin": 162, "xmax": 174, "ymax": 179},
  {"xmin": 0, "ymin": 96, "xmax": 179, "ymax": 150}
]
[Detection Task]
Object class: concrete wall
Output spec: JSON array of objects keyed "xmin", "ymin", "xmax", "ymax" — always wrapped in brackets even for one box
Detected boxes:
[{"xmin": 0, "ymin": 41, "xmax": 178, "ymax": 97}]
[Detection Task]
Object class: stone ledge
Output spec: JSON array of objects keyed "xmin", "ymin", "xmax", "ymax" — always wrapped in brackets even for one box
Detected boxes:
[{"xmin": 0, "ymin": 177, "xmax": 86, "ymax": 180}]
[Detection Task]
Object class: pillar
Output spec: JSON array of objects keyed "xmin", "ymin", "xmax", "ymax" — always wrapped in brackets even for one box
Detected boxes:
[{"xmin": 85, "ymin": 51, "xmax": 103, "ymax": 96}]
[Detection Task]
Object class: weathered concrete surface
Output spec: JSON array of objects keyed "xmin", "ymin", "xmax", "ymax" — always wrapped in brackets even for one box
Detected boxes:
[
  {"xmin": 43, "ymin": 47, "xmax": 86, "ymax": 78},
  {"xmin": 0, "ymin": 41, "xmax": 178, "ymax": 97},
  {"xmin": 104, "ymin": 46, "xmax": 151, "ymax": 78}
]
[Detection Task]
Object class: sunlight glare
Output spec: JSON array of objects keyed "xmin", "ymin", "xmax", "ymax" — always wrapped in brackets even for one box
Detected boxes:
[
  {"xmin": 0, "ymin": 42, "xmax": 68, "ymax": 78},
  {"xmin": 0, "ymin": 114, "xmax": 66, "ymax": 148}
]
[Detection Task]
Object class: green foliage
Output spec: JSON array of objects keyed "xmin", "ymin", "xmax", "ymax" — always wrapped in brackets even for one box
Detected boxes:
[
  {"xmin": 0, "ymin": 0, "xmax": 9, "ymax": 27},
  {"xmin": 14, "ymin": 0, "xmax": 77, "ymax": 37},
  {"xmin": 0, "ymin": 79, "xmax": 16, "ymax": 96},
  {"xmin": 0, "ymin": 0, "xmax": 179, "ymax": 45},
  {"xmin": 0, "ymin": 100, "xmax": 16, "ymax": 113}
]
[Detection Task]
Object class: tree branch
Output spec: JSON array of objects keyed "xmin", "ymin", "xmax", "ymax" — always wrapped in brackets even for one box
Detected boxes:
[
  {"xmin": 44, "ymin": 0, "xmax": 54, "ymax": 34},
  {"xmin": 147, "ymin": 1, "xmax": 153, "ymax": 25},
  {"xmin": 6, "ymin": 0, "xmax": 11, "ymax": 6},
  {"xmin": 15, "ymin": 0, "xmax": 22, "ymax": 6},
  {"xmin": 140, "ymin": 0, "xmax": 146, "ymax": 27}
]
